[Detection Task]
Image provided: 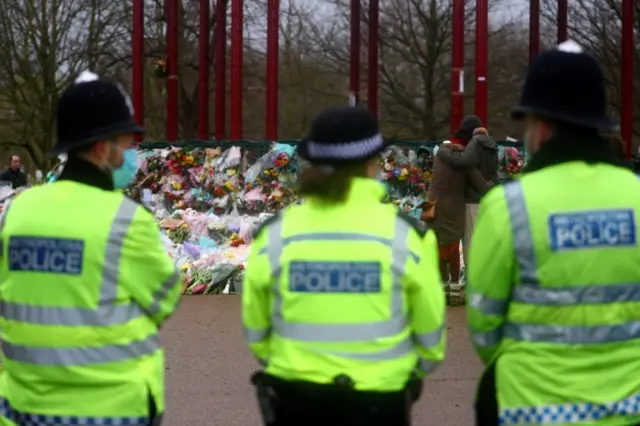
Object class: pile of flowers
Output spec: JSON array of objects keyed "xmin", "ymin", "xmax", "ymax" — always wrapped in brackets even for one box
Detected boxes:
[
  {"xmin": 501, "ymin": 147, "xmax": 524, "ymax": 175},
  {"xmin": 379, "ymin": 146, "xmax": 432, "ymax": 198},
  {"xmin": 236, "ymin": 144, "xmax": 300, "ymax": 214},
  {"xmin": 127, "ymin": 143, "xmax": 303, "ymax": 216},
  {"xmin": 157, "ymin": 210, "xmax": 274, "ymax": 295},
  {"xmin": 123, "ymin": 142, "xmax": 523, "ymax": 295}
]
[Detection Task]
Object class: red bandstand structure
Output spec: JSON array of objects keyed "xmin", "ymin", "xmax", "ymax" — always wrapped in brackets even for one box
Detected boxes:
[{"xmin": 131, "ymin": 0, "xmax": 636, "ymax": 158}]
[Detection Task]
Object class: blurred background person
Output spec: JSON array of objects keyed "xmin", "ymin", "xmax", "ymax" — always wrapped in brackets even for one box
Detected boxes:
[
  {"xmin": 425, "ymin": 140, "xmax": 493, "ymax": 305},
  {"xmin": 0, "ymin": 154, "xmax": 27, "ymax": 189},
  {"xmin": 436, "ymin": 117, "xmax": 500, "ymax": 274}
]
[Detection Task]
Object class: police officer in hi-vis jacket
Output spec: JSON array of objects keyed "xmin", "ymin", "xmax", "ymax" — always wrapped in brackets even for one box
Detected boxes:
[
  {"xmin": 0, "ymin": 71, "xmax": 182, "ymax": 426},
  {"xmin": 467, "ymin": 40, "xmax": 640, "ymax": 426},
  {"xmin": 243, "ymin": 106, "xmax": 446, "ymax": 426}
]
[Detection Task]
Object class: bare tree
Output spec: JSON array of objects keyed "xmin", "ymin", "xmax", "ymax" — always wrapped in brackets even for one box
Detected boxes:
[
  {"xmin": 0, "ymin": 0, "xmax": 128, "ymax": 168},
  {"xmin": 541, "ymin": 0, "xmax": 640, "ymax": 143}
]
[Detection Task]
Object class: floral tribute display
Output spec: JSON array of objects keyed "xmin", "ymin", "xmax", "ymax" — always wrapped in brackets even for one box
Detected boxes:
[
  {"xmin": 123, "ymin": 141, "xmax": 523, "ymax": 295},
  {"xmin": 501, "ymin": 147, "xmax": 524, "ymax": 176}
]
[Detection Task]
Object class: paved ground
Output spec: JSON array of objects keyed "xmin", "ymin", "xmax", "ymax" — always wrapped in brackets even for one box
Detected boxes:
[{"xmin": 161, "ymin": 296, "xmax": 482, "ymax": 426}]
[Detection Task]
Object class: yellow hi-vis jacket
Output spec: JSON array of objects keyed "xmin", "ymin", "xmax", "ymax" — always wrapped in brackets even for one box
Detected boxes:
[
  {"xmin": 0, "ymin": 181, "xmax": 182, "ymax": 425},
  {"xmin": 468, "ymin": 162, "xmax": 640, "ymax": 425},
  {"xmin": 242, "ymin": 178, "xmax": 446, "ymax": 392}
]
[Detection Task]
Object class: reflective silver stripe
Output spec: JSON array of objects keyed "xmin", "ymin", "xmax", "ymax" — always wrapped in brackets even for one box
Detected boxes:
[
  {"xmin": 0, "ymin": 199, "xmax": 11, "ymax": 257},
  {"xmin": 0, "ymin": 199, "xmax": 11, "ymax": 231},
  {"xmin": 268, "ymin": 218, "xmax": 413, "ymax": 342},
  {"xmin": 476, "ymin": 320, "xmax": 640, "ymax": 346},
  {"xmin": 245, "ymin": 327, "xmax": 270, "ymax": 344},
  {"xmin": 313, "ymin": 337, "xmax": 414, "ymax": 361},
  {"xmin": 1, "ymin": 334, "xmax": 160, "ymax": 366},
  {"xmin": 471, "ymin": 329, "xmax": 502, "ymax": 348},
  {"xmin": 504, "ymin": 181, "xmax": 540, "ymax": 285},
  {"xmin": 469, "ymin": 293, "xmax": 509, "ymax": 316},
  {"xmin": 0, "ymin": 397, "xmax": 149, "ymax": 426},
  {"xmin": 147, "ymin": 267, "xmax": 181, "ymax": 316},
  {"xmin": 101, "ymin": 198, "xmax": 140, "ymax": 304},
  {"xmin": 260, "ymin": 231, "xmax": 420, "ymax": 263},
  {"xmin": 271, "ymin": 315, "xmax": 406, "ymax": 342},
  {"xmin": 413, "ymin": 327, "xmax": 444, "ymax": 348},
  {"xmin": 512, "ymin": 282, "xmax": 640, "ymax": 306},
  {"xmin": 0, "ymin": 198, "xmax": 145, "ymax": 326},
  {"xmin": 468, "ymin": 182, "xmax": 535, "ymax": 348},
  {"xmin": 268, "ymin": 218, "xmax": 285, "ymax": 325},
  {"xmin": 0, "ymin": 301, "xmax": 143, "ymax": 326},
  {"xmin": 503, "ymin": 321, "xmax": 640, "ymax": 345}
]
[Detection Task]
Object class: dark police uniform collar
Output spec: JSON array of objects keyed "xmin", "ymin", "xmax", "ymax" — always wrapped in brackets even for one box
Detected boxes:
[
  {"xmin": 57, "ymin": 157, "xmax": 114, "ymax": 191},
  {"xmin": 525, "ymin": 135, "xmax": 616, "ymax": 174}
]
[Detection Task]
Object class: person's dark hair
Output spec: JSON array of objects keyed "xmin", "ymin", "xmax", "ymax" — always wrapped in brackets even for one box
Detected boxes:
[
  {"xmin": 297, "ymin": 161, "xmax": 369, "ymax": 203},
  {"xmin": 453, "ymin": 127, "xmax": 474, "ymax": 145},
  {"xmin": 9, "ymin": 154, "xmax": 19, "ymax": 162}
]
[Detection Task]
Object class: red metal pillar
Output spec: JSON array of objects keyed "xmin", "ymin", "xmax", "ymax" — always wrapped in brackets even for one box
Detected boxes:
[
  {"xmin": 368, "ymin": 0, "xmax": 379, "ymax": 116},
  {"xmin": 230, "ymin": 0, "xmax": 243, "ymax": 141},
  {"xmin": 198, "ymin": 0, "xmax": 210, "ymax": 140},
  {"xmin": 132, "ymin": 0, "xmax": 144, "ymax": 142},
  {"xmin": 474, "ymin": 0, "xmax": 488, "ymax": 125},
  {"xmin": 349, "ymin": 0, "xmax": 361, "ymax": 106},
  {"xmin": 557, "ymin": 0, "xmax": 568, "ymax": 44},
  {"xmin": 265, "ymin": 0, "xmax": 279, "ymax": 141},
  {"xmin": 166, "ymin": 0, "xmax": 179, "ymax": 141},
  {"xmin": 529, "ymin": 0, "xmax": 540, "ymax": 64},
  {"xmin": 451, "ymin": 0, "xmax": 465, "ymax": 133},
  {"xmin": 621, "ymin": 0, "xmax": 635, "ymax": 159},
  {"xmin": 214, "ymin": 0, "xmax": 227, "ymax": 141}
]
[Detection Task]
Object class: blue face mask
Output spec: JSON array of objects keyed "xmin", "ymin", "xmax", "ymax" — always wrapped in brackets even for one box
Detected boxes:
[{"xmin": 112, "ymin": 148, "xmax": 139, "ymax": 189}]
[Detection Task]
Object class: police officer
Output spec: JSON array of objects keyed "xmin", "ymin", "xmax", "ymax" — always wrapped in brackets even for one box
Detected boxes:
[
  {"xmin": 0, "ymin": 71, "xmax": 182, "ymax": 425},
  {"xmin": 242, "ymin": 106, "xmax": 446, "ymax": 426},
  {"xmin": 467, "ymin": 40, "xmax": 640, "ymax": 426}
]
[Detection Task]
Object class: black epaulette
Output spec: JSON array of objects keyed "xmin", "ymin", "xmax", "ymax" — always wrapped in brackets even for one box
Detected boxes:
[
  {"xmin": 397, "ymin": 211, "xmax": 428, "ymax": 238},
  {"xmin": 252, "ymin": 213, "xmax": 282, "ymax": 240}
]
